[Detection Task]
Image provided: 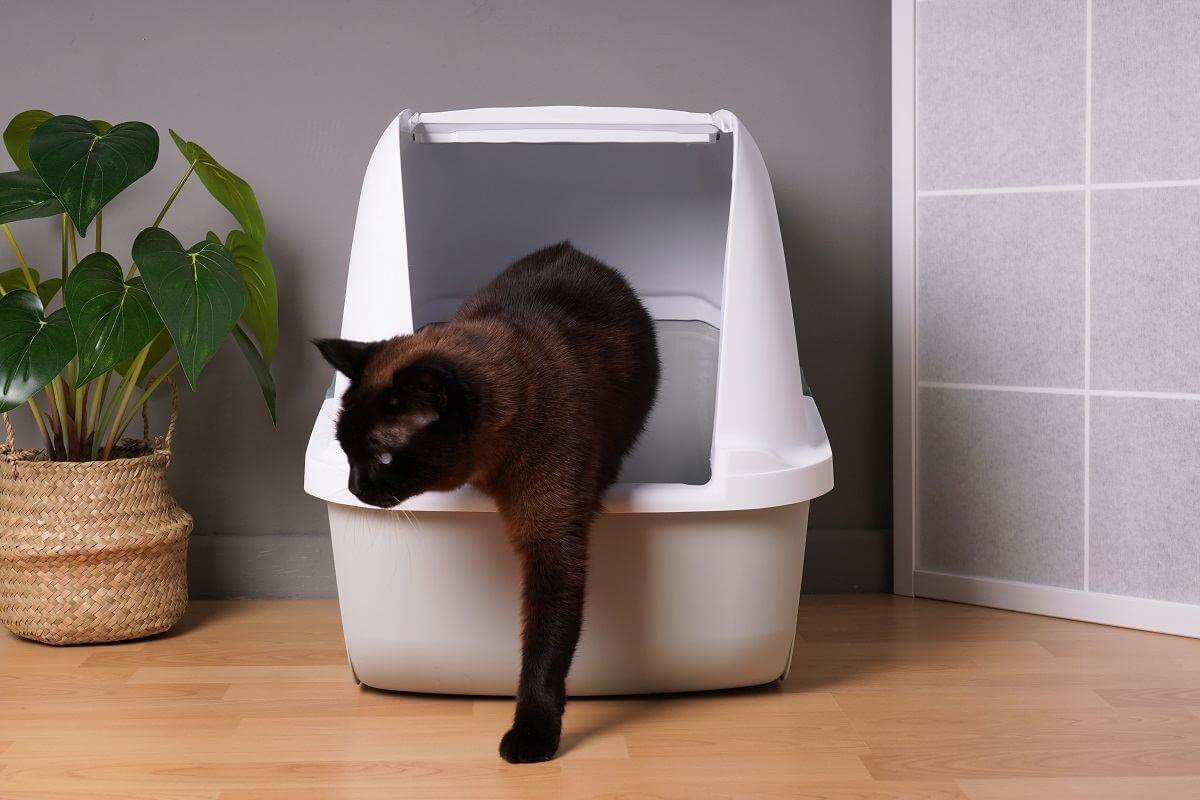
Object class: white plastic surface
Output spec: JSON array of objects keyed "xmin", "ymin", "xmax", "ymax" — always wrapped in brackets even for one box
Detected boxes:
[
  {"xmin": 304, "ymin": 106, "xmax": 834, "ymax": 513},
  {"xmin": 329, "ymin": 501, "xmax": 810, "ymax": 696},
  {"xmin": 305, "ymin": 107, "xmax": 834, "ymax": 695}
]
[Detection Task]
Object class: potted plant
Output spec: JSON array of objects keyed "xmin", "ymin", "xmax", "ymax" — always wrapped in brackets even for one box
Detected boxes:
[{"xmin": 0, "ymin": 111, "xmax": 277, "ymax": 644}]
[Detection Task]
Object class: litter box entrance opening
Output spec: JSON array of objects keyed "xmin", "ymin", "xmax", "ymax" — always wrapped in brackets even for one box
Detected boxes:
[
  {"xmin": 400, "ymin": 137, "xmax": 733, "ymax": 486},
  {"xmin": 617, "ymin": 319, "xmax": 718, "ymax": 486}
]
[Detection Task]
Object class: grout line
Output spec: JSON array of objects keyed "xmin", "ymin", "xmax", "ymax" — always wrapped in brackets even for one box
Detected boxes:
[
  {"xmin": 919, "ymin": 381, "xmax": 1084, "ymax": 396},
  {"xmin": 919, "ymin": 184, "xmax": 1083, "ymax": 197},
  {"xmin": 919, "ymin": 381, "xmax": 1200, "ymax": 403},
  {"xmin": 1090, "ymin": 388, "xmax": 1200, "ymax": 402},
  {"xmin": 1095, "ymin": 178, "xmax": 1200, "ymax": 190},
  {"xmin": 1083, "ymin": 0, "xmax": 1093, "ymax": 593},
  {"xmin": 917, "ymin": 177, "xmax": 1200, "ymax": 198}
]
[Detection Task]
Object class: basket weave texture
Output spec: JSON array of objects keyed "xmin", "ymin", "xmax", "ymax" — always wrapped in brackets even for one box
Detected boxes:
[{"xmin": 0, "ymin": 407, "xmax": 192, "ymax": 645}]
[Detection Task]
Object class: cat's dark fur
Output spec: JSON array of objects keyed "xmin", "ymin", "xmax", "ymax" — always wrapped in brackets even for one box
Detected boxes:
[{"xmin": 314, "ymin": 242, "xmax": 660, "ymax": 763}]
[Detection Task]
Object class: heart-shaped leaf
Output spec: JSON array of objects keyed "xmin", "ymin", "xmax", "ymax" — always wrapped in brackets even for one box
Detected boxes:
[
  {"xmin": 37, "ymin": 278, "xmax": 62, "ymax": 306},
  {"xmin": 66, "ymin": 251, "xmax": 164, "ymax": 385},
  {"xmin": 0, "ymin": 270, "xmax": 57, "ymax": 306},
  {"xmin": 117, "ymin": 327, "xmax": 173, "ymax": 387},
  {"xmin": 232, "ymin": 324, "xmax": 277, "ymax": 424},
  {"xmin": 3, "ymin": 110, "xmax": 53, "ymax": 170},
  {"xmin": 30, "ymin": 116, "xmax": 158, "ymax": 235},
  {"xmin": 0, "ymin": 289, "xmax": 76, "ymax": 412},
  {"xmin": 133, "ymin": 227, "xmax": 245, "ymax": 388},
  {"xmin": 170, "ymin": 130, "xmax": 264, "ymax": 244},
  {"xmin": 0, "ymin": 168, "xmax": 65, "ymax": 224},
  {"xmin": 225, "ymin": 230, "xmax": 278, "ymax": 364},
  {"xmin": 4, "ymin": 112, "xmax": 111, "ymax": 169},
  {"xmin": 0, "ymin": 266, "xmax": 40, "ymax": 294}
]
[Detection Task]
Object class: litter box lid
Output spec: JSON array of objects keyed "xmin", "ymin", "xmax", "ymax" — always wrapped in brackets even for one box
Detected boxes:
[{"xmin": 305, "ymin": 107, "xmax": 834, "ymax": 513}]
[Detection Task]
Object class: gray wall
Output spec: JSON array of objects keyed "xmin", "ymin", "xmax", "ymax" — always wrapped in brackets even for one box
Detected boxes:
[
  {"xmin": 916, "ymin": 0, "xmax": 1200, "ymax": 603},
  {"xmin": 0, "ymin": 0, "xmax": 892, "ymax": 596}
]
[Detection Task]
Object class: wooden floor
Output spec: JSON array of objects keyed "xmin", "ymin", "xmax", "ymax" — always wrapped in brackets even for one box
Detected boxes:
[{"xmin": 4, "ymin": 597, "xmax": 1200, "ymax": 799}]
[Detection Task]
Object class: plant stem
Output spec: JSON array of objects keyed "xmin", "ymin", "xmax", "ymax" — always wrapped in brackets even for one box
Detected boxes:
[
  {"xmin": 153, "ymin": 161, "xmax": 196, "ymax": 228},
  {"xmin": 76, "ymin": 382, "xmax": 88, "ymax": 440},
  {"xmin": 115, "ymin": 358, "xmax": 179, "ymax": 437},
  {"xmin": 26, "ymin": 398, "xmax": 53, "ymax": 453},
  {"xmin": 43, "ymin": 384, "xmax": 62, "ymax": 434},
  {"xmin": 102, "ymin": 346, "xmax": 150, "ymax": 459},
  {"xmin": 61, "ymin": 215, "xmax": 69, "ymax": 285},
  {"xmin": 2, "ymin": 224, "xmax": 38, "ymax": 292},
  {"xmin": 87, "ymin": 372, "xmax": 110, "ymax": 452},
  {"xmin": 95, "ymin": 211, "xmax": 102, "ymax": 253},
  {"xmin": 93, "ymin": 370, "xmax": 128, "ymax": 457},
  {"xmin": 68, "ymin": 224, "xmax": 79, "ymax": 266},
  {"xmin": 50, "ymin": 378, "xmax": 71, "ymax": 457},
  {"xmin": 41, "ymin": 406, "xmax": 62, "ymax": 460}
]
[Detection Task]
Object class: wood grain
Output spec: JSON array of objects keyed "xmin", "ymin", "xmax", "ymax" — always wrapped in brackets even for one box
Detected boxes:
[{"xmin": 2, "ymin": 595, "xmax": 1199, "ymax": 798}]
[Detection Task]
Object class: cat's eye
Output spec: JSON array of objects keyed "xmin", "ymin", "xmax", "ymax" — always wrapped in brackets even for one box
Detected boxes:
[{"xmin": 376, "ymin": 452, "xmax": 393, "ymax": 466}]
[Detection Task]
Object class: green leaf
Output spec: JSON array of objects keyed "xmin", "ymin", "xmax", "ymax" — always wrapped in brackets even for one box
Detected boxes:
[
  {"xmin": 66, "ymin": 251, "xmax": 164, "ymax": 385},
  {"xmin": 3, "ymin": 110, "xmax": 53, "ymax": 170},
  {"xmin": 0, "ymin": 289, "xmax": 76, "ymax": 412},
  {"xmin": 0, "ymin": 266, "xmax": 40, "ymax": 294},
  {"xmin": 232, "ymin": 325, "xmax": 277, "ymax": 425},
  {"xmin": 89, "ymin": 120, "xmax": 112, "ymax": 134},
  {"xmin": 225, "ymin": 230, "xmax": 278, "ymax": 364},
  {"xmin": 169, "ymin": 130, "xmax": 264, "ymax": 244},
  {"xmin": 133, "ymin": 227, "xmax": 245, "ymax": 389},
  {"xmin": 0, "ymin": 168, "xmax": 65, "ymax": 224},
  {"xmin": 29, "ymin": 116, "xmax": 158, "ymax": 236},
  {"xmin": 117, "ymin": 327, "xmax": 173, "ymax": 386},
  {"xmin": 36, "ymin": 278, "xmax": 62, "ymax": 306}
]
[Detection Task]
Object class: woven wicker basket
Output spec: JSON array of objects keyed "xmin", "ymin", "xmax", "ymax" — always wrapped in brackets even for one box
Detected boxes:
[{"xmin": 0, "ymin": 401, "xmax": 192, "ymax": 645}]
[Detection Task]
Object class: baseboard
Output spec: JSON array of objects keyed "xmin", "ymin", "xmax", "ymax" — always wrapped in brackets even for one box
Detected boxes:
[
  {"xmin": 187, "ymin": 528, "xmax": 892, "ymax": 599},
  {"xmin": 915, "ymin": 570, "xmax": 1200, "ymax": 639}
]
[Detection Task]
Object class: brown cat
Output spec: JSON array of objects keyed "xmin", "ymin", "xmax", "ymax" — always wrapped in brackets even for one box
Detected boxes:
[{"xmin": 314, "ymin": 242, "xmax": 660, "ymax": 762}]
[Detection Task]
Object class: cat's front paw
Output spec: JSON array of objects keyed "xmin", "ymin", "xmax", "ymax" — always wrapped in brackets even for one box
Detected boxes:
[{"xmin": 499, "ymin": 719, "xmax": 561, "ymax": 763}]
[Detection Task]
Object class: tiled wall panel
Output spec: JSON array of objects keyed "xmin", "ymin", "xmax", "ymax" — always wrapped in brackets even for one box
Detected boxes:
[
  {"xmin": 917, "ymin": 0, "xmax": 1086, "ymax": 190},
  {"xmin": 1092, "ymin": 0, "xmax": 1200, "ymax": 182},
  {"xmin": 1091, "ymin": 187, "xmax": 1200, "ymax": 394},
  {"xmin": 919, "ymin": 388, "xmax": 1085, "ymax": 587},
  {"xmin": 918, "ymin": 193, "xmax": 1084, "ymax": 387},
  {"xmin": 915, "ymin": 0, "xmax": 1200, "ymax": 606},
  {"xmin": 1090, "ymin": 397, "xmax": 1200, "ymax": 604}
]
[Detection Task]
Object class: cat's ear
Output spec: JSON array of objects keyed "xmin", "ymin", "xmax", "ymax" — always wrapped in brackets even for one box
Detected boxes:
[
  {"xmin": 394, "ymin": 357, "xmax": 471, "ymax": 419},
  {"xmin": 312, "ymin": 338, "xmax": 379, "ymax": 381}
]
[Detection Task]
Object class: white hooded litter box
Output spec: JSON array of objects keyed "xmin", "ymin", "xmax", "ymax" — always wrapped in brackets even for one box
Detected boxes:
[{"xmin": 305, "ymin": 107, "xmax": 834, "ymax": 696}]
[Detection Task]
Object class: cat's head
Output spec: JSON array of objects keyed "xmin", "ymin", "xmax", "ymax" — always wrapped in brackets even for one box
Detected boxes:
[{"xmin": 314, "ymin": 337, "xmax": 477, "ymax": 508}]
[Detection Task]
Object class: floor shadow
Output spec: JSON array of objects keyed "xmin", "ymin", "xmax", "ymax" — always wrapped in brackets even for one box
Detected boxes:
[
  {"xmin": 555, "ymin": 598, "xmax": 888, "ymax": 757},
  {"xmin": 556, "ymin": 683, "xmax": 785, "ymax": 757}
]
